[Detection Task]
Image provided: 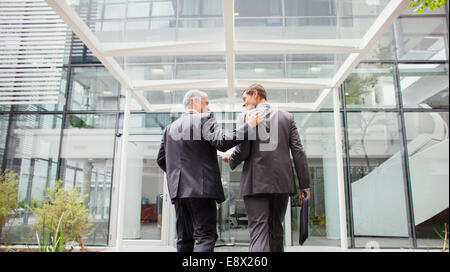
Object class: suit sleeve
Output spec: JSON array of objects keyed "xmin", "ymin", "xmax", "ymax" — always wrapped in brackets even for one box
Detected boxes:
[
  {"xmin": 229, "ymin": 142, "xmax": 251, "ymax": 170},
  {"xmin": 202, "ymin": 113, "xmax": 250, "ymax": 152},
  {"xmin": 228, "ymin": 113, "xmax": 251, "ymax": 170},
  {"xmin": 289, "ymin": 114, "xmax": 312, "ymax": 190},
  {"xmin": 156, "ymin": 127, "xmax": 167, "ymax": 172}
]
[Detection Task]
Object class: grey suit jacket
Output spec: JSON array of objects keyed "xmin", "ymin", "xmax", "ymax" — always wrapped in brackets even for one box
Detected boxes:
[
  {"xmin": 229, "ymin": 103, "xmax": 312, "ymax": 197},
  {"xmin": 157, "ymin": 111, "xmax": 250, "ymax": 204}
]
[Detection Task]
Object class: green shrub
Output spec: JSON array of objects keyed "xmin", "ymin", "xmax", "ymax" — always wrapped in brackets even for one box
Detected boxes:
[
  {"xmin": 0, "ymin": 169, "xmax": 19, "ymax": 241},
  {"xmin": 31, "ymin": 180, "xmax": 93, "ymax": 251},
  {"xmin": 36, "ymin": 213, "xmax": 66, "ymax": 252}
]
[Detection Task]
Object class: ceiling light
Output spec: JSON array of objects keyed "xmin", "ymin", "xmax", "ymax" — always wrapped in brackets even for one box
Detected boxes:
[
  {"xmin": 310, "ymin": 67, "xmax": 321, "ymax": 73},
  {"xmin": 163, "ymin": 90, "xmax": 171, "ymax": 93},
  {"xmin": 365, "ymin": 0, "xmax": 380, "ymax": 5},
  {"xmin": 102, "ymin": 91, "xmax": 113, "ymax": 95},
  {"xmin": 254, "ymin": 68, "xmax": 265, "ymax": 73},
  {"xmin": 151, "ymin": 68, "xmax": 164, "ymax": 74},
  {"xmin": 234, "ymin": 12, "xmax": 239, "ymax": 16}
]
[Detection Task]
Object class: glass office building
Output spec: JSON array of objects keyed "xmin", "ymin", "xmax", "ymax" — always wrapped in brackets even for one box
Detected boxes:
[{"xmin": 0, "ymin": 0, "xmax": 448, "ymax": 251}]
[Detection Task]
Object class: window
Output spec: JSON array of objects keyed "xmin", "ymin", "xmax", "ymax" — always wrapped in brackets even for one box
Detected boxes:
[
  {"xmin": 404, "ymin": 112, "xmax": 449, "ymax": 248},
  {"xmin": 346, "ymin": 112, "xmax": 410, "ymax": 248},
  {"xmin": 69, "ymin": 67, "xmax": 120, "ymax": 111},
  {"xmin": 59, "ymin": 113, "xmax": 116, "ymax": 245}
]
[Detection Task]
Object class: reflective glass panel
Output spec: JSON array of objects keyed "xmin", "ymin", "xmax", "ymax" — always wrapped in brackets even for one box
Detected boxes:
[
  {"xmin": 290, "ymin": 112, "xmax": 341, "ymax": 247},
  {"xmin": 347, "ymin": 112, "xmax": 410, "ymax": 248},
  {"xmin": 3, "ymin": 114, "xmax": 62, "ymax": 244},
  {"xmin": 0, "ymin": 114, "xmax": 8, "ymax": 168},
  {"xmin": 287, "ymin": 89, "xmax": 328, "ymax": 104},
  {"xmin": 72, "ymin": 0, "xmax": 223, "ymax": 43},
  {"xmin": 236, "ymin": 54, "xmax": 347, "ymax": 79},
  {"xmin": 122, "ymin": 139, "xmax": 166, "ymax": 240},
  {"xmin": 123, "ymin": 55, "xmax": 226, "ymax": 80},
  {"xmin": 235, "ymin": 0, "xmax": 390, "ymax": 40},
  {"xmin": 0, "ymin": 105, "xmax": 11, "ymax": 112},
  {"xmin": 399, "ymin": 63, "xmax": 449, "ymax": 109},
  {"xmin": 127, "ymin": 2, "xmax": 151, "ymax": 18},
  {"xmin": 395, "ymin": 17, "xmax": 448, "ymax": 61},
  {"xmin": 344, "ymin": 63, "xmax": 397, "ymax": 108},
  {"xmin": 69, "ymin": 67, "xmax": 120, "ymax": 111},
  {"xmin": 404, "ymin": 112, "xmax": 449, "ymax": 249},
  {"xmin": 287, "ymin": 54, "xmax": 348, "ymax": 78},
  {"xmin": 60, "ymin": 113, "xmax": 116, "ymax": 246},
  {"xmin": 363, "ymin": 26, "xmax": 395, "ymax": 61},
  {"xmin": 120, "ymin": 112, "xmax": 173, "ymax": 135}
]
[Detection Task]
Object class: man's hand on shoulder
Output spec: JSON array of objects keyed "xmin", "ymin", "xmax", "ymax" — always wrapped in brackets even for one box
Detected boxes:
[{"xmin": 245, "ymin": 111, "xmax": 264, "ymax": 128}]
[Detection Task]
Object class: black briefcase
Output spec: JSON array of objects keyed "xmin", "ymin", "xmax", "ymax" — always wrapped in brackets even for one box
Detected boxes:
[{"xmin": 299, "ymin": 197, "xmax": 309, "ymax": 245}]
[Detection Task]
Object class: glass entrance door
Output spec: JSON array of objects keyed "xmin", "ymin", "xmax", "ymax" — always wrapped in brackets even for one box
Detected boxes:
[
  {"xmin": 123, "ymin": 139, "xmax": 164, "ymax": 240},
  {"xmin": 114, "ymin": 135, "xmax": 173, "ymax": 247},
  {"xmin": 114, "ymin": 133, "xmax": 266, "ymax": 249}
]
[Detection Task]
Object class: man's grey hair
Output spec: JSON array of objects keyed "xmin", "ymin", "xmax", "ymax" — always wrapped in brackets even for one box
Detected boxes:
[{"xmin": 183, "ymin": 89, "xmax": 208, "ymax": 108}]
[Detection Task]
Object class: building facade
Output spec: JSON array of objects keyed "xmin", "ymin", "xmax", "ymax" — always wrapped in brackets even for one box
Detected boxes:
[{"xmin": 0, "ymin": 0, "xmax": 448, "ymax": 250}]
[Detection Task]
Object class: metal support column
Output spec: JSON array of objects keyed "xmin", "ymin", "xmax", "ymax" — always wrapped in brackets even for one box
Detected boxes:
[
  {"xmin": 333, "ymin": 87, "xmax": 349, "ymax": 251},
  {"xmin": 115, "ymin": 88, "xmax": 131, "ymax": 251}
]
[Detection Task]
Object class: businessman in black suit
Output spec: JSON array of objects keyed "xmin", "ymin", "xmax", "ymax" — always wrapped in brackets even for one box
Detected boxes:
[
  {"xmin": 156, "ymin": 90, "xmax": 263, "ymax": 252},
  {"xmin": 223, "ymin": 83, "xmax": 312, "ymax": 252}
]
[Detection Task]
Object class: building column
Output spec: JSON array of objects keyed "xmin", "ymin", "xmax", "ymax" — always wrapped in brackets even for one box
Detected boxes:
[
  {"xmin": 116, "ymin": 88, "xmax": 131, "ymax": 251},
  {"xmin": 321, "ymin": 115, "xmax": 340, "ymax": 240},
  {"xmin": 123, "ymin": 143, "xmax": 143, "ymax": 239},
  {"xmin": 332, "ymin": 87, "xmax": 349, "ymax": 251}
]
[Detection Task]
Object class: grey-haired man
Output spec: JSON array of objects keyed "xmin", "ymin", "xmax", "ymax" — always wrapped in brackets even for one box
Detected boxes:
[{"xmin": 156, "ymin": 90, "xmax": 263, "ymax": 252}]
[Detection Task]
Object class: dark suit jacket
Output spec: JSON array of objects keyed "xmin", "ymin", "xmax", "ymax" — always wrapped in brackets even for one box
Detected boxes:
[
  {"xmin": 229, "ymin": 103, "xmax": 312, "ymax": 197},
  {"xmin": 157, "ymin": 110, "xmax": 250, "ymax": 204}
]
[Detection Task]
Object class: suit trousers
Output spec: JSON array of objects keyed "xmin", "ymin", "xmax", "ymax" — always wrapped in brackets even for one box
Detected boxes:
[
  {"xmin": 174, "ymin": 198, "xmax": 218, "ymax": 252},
  {"xmin": 244, "ymin": 194, "xmax": 289, "ymax": 252}
]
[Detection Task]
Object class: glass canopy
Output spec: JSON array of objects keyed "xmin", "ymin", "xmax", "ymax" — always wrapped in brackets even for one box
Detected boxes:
[{"xmin": 45, "ymin": 0, "xmax": 410, "ymax": 112}]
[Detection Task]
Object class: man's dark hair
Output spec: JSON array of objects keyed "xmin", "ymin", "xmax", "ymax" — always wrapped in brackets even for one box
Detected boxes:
[{"xmin": 242, "ymin": 83, "xmax": 267, "ymax": 100}]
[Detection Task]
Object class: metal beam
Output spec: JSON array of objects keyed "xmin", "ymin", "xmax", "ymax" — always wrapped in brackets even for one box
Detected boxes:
[
  {"xmin": 236, "ymin": 78, "xmax": 332, "ymax": 90},
  {"xmin": 102, "ymin": 39, "xmax": 362, "ymax": 56},
  {"xmin": 116, "ymin": 88, "xmax": 131, "ymax": 251},
  {"xmin": 127, "ymin": 89, "xmax": 153, "ymax": 112},
  {"xmin": 132, "ymin": 78, "xmax": 332, "ymax": 91},
  {"xmin": 103, "ymin": 41, "xmax": 225, "ymax": 56},
  {"xmin": 139, "ymin": 102, "xmax": 317, "ymax": 112},
  {"xmin": 332, "ymin": 0, "xmax": 409, "ymax": 88},
  {"xmin": 312, "ymin": 88, "xmax": 333, "ymax": 110},
  {"xmin": 132, "ymin": 79, "xmax": 228, "ymax": 91},
  {"xmin": 223, "ymin": 0, "xmax": 235, "ymax": 101},
  {"xmin": 236, "ymin": 39, "xmax": 362, "ymax": 55},
  {"xmin": 332, "ymin": 87, "xmax": 349, "ymax": 251}
]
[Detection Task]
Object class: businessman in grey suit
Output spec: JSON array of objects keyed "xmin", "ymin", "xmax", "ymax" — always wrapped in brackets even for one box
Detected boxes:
[
  {"xmin": 156, "ymin": 90, "xmax": 263, "ymax": 252},
  {"xmin": 223, "ymin": 83, "xmax": 312, "ymax": 252}
]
